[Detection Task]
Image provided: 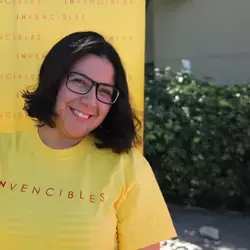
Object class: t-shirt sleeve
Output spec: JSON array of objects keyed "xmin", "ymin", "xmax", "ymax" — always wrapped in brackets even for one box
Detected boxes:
[{"xmin": 115, "ymin": 148, "xmax": 177, "ymax": 250}]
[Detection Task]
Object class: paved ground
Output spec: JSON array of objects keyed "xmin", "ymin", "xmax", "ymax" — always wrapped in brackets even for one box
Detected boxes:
[{"xmin": 162, "ymin": 205, "xmax": 250, "ymax": 250}]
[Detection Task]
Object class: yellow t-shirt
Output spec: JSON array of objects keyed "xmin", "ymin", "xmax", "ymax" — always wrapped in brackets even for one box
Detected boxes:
[{"xmin": 0, "ymin": 125, "xmax": 176, "ymax": 250}]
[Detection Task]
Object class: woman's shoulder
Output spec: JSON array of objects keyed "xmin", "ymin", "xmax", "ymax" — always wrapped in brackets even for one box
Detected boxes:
[
  {"xmin": 120, "ymin": 147, "xmax": 149, "ymax": 170},
  {"xmin": 0, "ymin": 131, "xmax": 13, "ymax": 145},
  {"xmin": 114, "ymin": 147, "xmax": 153, "ymax": 181},
  {"xmin": 0, "ymin": 129, "xmax": 32, "ymax": 149},
  {"xmin": 93, "ymin": 143, "xmax": 147, "ymax": 165},
  {"xmin": 90, "ymin": 143, "xmax": 150, "ymax": 175},
  {"xmin": 0, "ymin": 132, "xmax": 16, "ymax": 156}
]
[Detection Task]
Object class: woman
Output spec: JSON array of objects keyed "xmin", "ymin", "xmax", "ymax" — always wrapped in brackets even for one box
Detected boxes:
[{"xmin": 0, "ymin": 31, "xmax": 176, "ymax": 250}]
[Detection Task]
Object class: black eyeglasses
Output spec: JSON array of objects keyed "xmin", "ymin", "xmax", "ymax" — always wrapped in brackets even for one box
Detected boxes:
[{"xmin": 66, "ymin": 72, "xmax": 120, "ymax": 105}]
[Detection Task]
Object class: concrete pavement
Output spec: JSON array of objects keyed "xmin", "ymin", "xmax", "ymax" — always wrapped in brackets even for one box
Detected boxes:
[{"xmin": 162, "ymin": 205, "xmax": 250, "ymax": 250}]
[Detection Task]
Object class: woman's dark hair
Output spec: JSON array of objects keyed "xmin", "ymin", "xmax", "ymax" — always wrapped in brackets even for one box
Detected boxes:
[{"xmin": 22, "ymin": 31, "xmax": 141, "ymax": 154}]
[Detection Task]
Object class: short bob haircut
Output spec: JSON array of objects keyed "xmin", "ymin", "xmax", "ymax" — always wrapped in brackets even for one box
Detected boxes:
[{"xmin": 22, "ymin": 31, "xmax": 141, "ymax": 154}]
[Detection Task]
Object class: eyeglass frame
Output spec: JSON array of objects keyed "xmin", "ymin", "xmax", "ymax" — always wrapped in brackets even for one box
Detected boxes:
[{"xmin": 65, "ymin": 71, "xmax": 120, "ymax": 105}]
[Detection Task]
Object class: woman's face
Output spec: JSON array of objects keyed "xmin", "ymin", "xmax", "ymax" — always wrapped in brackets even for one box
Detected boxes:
[{"xmin": 54, "ymin": 54, "xmax": 115, "ymax": 139}]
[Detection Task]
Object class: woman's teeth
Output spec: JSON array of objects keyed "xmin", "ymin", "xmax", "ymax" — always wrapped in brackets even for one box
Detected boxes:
[{"xmin": 73, "ymin": 109, "xmax": 90, "ymax": 119}]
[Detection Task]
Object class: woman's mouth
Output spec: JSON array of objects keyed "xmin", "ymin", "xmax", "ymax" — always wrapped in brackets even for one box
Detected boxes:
[{"xmin": 69, "ymin": 107, "xmax": 91, "ymax": 120}]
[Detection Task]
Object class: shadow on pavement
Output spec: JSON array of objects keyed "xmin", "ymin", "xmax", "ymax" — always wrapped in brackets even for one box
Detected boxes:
[{"xmin": 164, "ymin": 204, "xmax": 250, "ymax": 250}]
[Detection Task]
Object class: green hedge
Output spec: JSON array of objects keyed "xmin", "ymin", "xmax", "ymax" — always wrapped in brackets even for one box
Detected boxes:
[{"xmin": 144, "ymin": 67, "xmax": 250, "ymax": 212}]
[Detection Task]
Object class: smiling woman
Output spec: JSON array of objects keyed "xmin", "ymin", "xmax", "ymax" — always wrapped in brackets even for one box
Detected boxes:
[{"xmin": 0, "ymin": 31, "xmax": 177, "ymax": 250}]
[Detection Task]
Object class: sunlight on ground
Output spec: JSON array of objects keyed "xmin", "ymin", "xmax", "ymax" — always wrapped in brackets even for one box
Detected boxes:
[{"xmin": 160, "ymin": 239, "xmax": 248, "ymax": 250}]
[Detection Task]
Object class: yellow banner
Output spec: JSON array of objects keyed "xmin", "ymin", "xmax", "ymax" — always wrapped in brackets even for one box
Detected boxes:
[{"xmin": 0, "ymin": 0, "xmax": 145, "ymax": 139}]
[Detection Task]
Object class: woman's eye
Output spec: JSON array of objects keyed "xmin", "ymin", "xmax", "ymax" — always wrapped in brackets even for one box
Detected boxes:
[
  {"xmin": 74, "ymin": 79, "xmax": 83, "ymax": 84},
  {"xmin": 100, "ymin": 89, "xmax": 112, "ymax": 96}
]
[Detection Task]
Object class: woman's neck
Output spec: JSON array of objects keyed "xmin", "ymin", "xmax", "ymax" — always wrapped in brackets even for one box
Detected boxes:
[{"xmin": 37, "ymin": 125, "xmax": 82, "ymax": 150}]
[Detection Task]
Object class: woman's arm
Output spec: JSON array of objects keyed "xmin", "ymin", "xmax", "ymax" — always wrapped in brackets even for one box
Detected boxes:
[
  {"xmin": 116, "ymin": 149, "xmax": 176, "ymax": 250},
  {"xmin": 140, "ymin": 242, "xmax": 160, "ymax": 250}
]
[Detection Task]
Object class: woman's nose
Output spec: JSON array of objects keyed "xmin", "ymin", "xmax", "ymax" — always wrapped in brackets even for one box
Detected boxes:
[{"xmin": 80, "ymin": 87, "xmax": 97, "ymax": 106}]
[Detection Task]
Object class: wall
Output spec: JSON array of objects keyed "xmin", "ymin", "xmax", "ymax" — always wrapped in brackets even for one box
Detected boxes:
[
  {"xmin": 151, "ymin": 0, "xmax": 250, "ymax": 84},
  {"xmin": 145, "ymin": 0, "xmax": 154, "ymax": 63}
]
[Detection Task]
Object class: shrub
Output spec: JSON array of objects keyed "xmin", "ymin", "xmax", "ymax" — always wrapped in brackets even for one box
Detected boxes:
[{"xmin": 144, "ymin": 67, "xmax": 250, "ymax": 212}]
